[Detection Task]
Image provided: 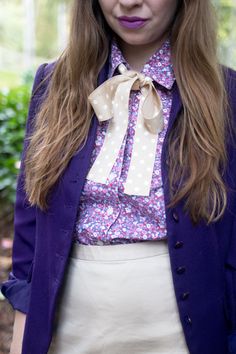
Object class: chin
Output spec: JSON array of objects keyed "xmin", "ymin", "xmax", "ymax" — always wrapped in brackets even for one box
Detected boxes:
[{"xmin": 119, "ymin": 35, "xmax": 151, "ymax": 47}]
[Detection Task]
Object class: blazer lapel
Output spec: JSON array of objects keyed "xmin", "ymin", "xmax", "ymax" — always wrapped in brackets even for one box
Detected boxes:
[
  {"xmin": 161, "ymin": 82, "xmax": 183, "ymax": 206},
  {"xmin": 51, "ymin": 58, "xmax": 110, "ymax": 234}
]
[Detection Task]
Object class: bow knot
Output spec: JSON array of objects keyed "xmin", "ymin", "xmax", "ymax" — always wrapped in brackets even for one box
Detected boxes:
[
  {"xmin": 86, "ymin": 64, "xmax": 164, "ymax": 196},
  {"xmin": 118, "ymin": 65, "xmax": 153, "ymax": 92},
  {"xmin": 138, "ymin": 73, "xmax": 153, "ymax": 86}
]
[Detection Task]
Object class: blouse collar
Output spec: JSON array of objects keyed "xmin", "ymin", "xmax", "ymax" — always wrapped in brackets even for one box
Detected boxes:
[{"xmin": 109, "ymin": 37, "xmax": 175, "ymax": 90}]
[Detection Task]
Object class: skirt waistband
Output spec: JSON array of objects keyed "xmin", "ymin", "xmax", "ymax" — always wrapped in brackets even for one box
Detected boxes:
[{"xmin": 71, "ymin": 239, "xmax": 169, "ymax": 261}]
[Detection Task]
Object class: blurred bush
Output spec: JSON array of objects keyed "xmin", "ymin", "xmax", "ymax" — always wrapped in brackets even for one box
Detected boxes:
[{"xmin": 0, "ymin": 85, "xmax": 31, "ymax": 214}]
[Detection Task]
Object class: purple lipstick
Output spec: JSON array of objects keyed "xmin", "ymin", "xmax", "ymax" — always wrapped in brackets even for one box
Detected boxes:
[{"xmin": 118, "ymin": 16, "xmax": 148, "ymax": 29}]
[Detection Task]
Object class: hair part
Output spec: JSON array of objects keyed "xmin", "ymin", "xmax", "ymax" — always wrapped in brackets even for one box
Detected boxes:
[{"xmin": 25, "ymin": 0, "xmax": 229, "ymax": 224}]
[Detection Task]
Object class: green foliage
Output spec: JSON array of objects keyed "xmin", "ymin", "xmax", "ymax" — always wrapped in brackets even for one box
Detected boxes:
[
  {"xmin": 0, "ymin": 70, "xmax": 22, "ymax": 88},
  {"xmin": 216, "ymin": 1, "xmax": 236, "ymax": 68},
  {"xmin": 0, "ymin": 85, "xmax": 31, "ymax": 209}
]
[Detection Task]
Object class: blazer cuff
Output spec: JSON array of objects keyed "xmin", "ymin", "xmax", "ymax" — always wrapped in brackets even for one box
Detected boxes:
[
  {"xmin": 228, "ymin": 330, "xmax": 236, "ymax": 354},
  {"xmin": 1, "ymin": 272, "xmax": 31, "ymax": 314}
]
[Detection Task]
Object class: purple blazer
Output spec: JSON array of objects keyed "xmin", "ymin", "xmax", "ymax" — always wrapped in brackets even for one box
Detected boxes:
[{"xmin": 1, "ymin": 59, "xmax": 236, "ymax": 354}]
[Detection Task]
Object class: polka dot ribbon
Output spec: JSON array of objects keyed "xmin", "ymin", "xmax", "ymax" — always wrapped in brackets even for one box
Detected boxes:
[{"xmin": 86, "ymin": 63, "xmax": 164, "ymax": 196}]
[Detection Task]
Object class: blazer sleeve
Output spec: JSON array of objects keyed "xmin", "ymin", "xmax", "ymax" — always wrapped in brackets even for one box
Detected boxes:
[
  {"xmin": 1, "ymin": 63, "xmax": 48, "ymax": 314},
  {"xmin": 225, "ymin": 68, "xmax": 236, "ymax": 354},
  {"xmin": 226, "ymin": 217, "xmax": 236, "ymax": 354}
]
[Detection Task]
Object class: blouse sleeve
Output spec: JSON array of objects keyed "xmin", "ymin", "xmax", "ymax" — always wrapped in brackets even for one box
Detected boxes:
[{"xmin": 1, "ymin": 63, "xmax": 48, "ymax": 314}]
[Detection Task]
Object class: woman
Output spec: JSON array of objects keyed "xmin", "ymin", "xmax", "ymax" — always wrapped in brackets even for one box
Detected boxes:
[{"xmin": 2, "ymin": 0, "xmax": 236, "ymax": 353}]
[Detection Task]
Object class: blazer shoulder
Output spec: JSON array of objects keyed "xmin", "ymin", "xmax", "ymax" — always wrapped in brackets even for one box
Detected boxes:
[
  {"xmin": 31, "ymin": 61, "xmax": 57, "ymax": 98},
  {"xmin": 25, "ymin": 61, "xmax": 56, "ymax": 136},
  {"xmin": 223, "ymin": 66, "xmax": 236, "ymax": 93},
  {"xmin": 226, "ymin": 67, "xmax": 236, "ymax": 79}
]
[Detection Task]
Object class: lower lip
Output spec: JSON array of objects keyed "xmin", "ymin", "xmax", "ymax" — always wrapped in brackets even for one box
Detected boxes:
[{"xmin": 118, "ymin": 19, "xmax": 147, "ymax": 29}]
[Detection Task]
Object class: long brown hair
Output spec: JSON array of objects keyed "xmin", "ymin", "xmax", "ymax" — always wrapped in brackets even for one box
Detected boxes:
[{"xmin": 25, "ymin": 0, "xmax": 229, "ymax": 223}]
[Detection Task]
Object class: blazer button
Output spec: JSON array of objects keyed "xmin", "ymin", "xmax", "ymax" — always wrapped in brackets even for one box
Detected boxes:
[
  {"xmin": 181, "ymin": 292, "xmax": 190, "ymax": 300},
  {"xmin": 65, "ymin": 204, "xmax": 73, "ymax": 210},
  {"xmin": 172, "ymin": 211, "xmax": 179, "ymax": 222},
  {"xmin": 61, "ymin": 229, "xmax": 69, "ymax": 236},
  {"xmin": 176, "ymin": 266, "xmax": 186, "ymax": 274},
  {"xmin": 174, "ymin": 241, "xmax": 184, "ymax": 249},
  {"xmin": 184, "ymin": 315, "xmax": 192, "ymax": 325},
  {"xmin": 70, "ymin": 179, "xmax": 78, "ymax": 183}
]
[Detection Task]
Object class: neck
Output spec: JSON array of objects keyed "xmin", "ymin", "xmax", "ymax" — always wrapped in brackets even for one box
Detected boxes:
[{"xmin": 118, "ymin": 35, "xmax": 168, "ymax": 72}]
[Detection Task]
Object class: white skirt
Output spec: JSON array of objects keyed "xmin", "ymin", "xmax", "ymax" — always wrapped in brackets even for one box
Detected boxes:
[{"xmin": 48, "ymin": 240, "xmax": 189, "ymax": 354}]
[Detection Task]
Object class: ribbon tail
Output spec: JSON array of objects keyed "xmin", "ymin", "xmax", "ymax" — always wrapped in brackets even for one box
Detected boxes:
[
  {"xmin": 124, "ymin": 96, "xmax": 159, "ymax": 196},
  {"xmin": 86, "ymin": 79, "xmax": 135, "ymax": 185},
  {"xmin": 142, "ymin": 86, "xmax": 163, "ymax": 134}
]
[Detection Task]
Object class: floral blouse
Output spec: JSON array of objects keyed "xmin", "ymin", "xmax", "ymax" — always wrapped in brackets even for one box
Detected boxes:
[{"xmin": 74, "ymin": 39, "xmax": 175, "ymax": 245}]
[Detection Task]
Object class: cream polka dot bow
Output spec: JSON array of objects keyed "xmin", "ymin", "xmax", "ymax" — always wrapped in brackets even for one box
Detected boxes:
[{"xmin": 86, "ymin": 63, "xmax": 164, "ymax": 196}]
